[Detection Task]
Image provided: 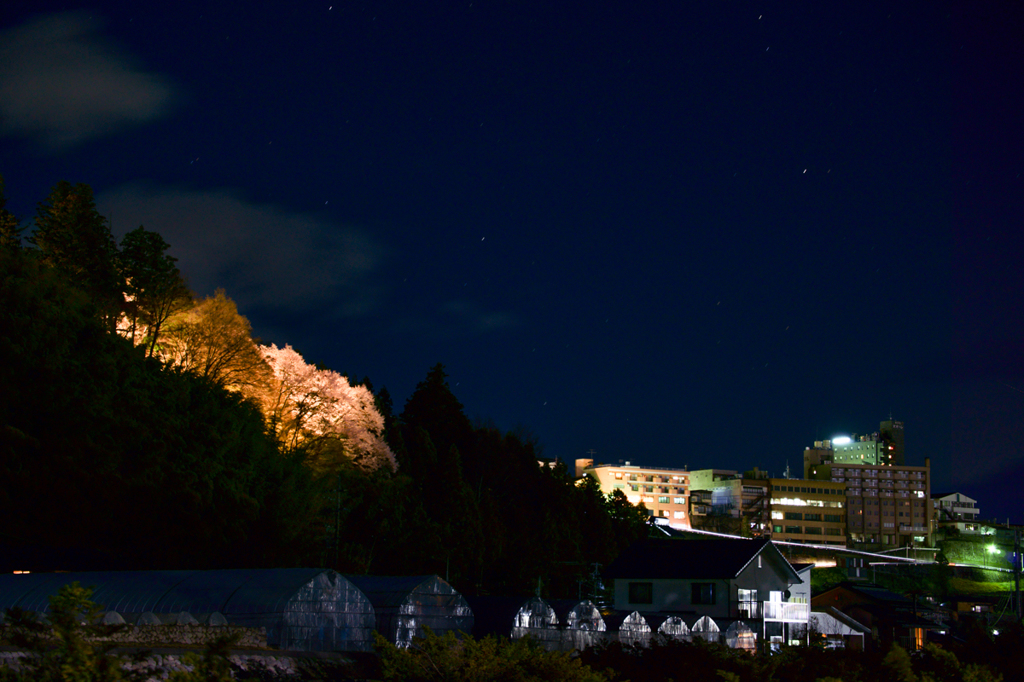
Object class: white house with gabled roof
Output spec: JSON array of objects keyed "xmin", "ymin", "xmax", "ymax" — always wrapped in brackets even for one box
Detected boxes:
[{"xmin": 604, "ymin": 538, "xmax": 809, "ymax": 645}]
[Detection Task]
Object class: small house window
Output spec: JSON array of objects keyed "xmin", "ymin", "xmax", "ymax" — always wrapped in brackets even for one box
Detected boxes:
[
  {"xmin": 691, "ymin": 583, "xmax": 716, "ymax": 605},
  {"xmin": 629, "ymin": 582, "xmax": 653, "ymax": 604}
]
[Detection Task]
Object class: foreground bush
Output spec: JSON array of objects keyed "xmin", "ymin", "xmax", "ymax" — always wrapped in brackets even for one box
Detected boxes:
[
  {"xmin": 0, "ymin": 583, "xmax": 244, "ymax": 682},
  {"xmin": 375, "ymin": 629, "xmax": 611, "ymax": 682}
]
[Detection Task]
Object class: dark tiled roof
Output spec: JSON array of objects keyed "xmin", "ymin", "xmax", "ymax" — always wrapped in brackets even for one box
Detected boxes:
[
  {"xmin": 813, "ymin": 582, "xmax": 919, "ymax": 608},
  {"xmin": 605, "ymin": 538, "xmax": 794, "ymax": 580},
  {"xmin": 840, "ymin": 583, "xmax": 914, "ymax": 604}
]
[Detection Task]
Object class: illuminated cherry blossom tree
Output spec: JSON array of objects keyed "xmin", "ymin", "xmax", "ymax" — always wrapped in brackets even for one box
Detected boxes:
[{"xmin": 258, "ymin": 343, "xmax": 395, "ymax": 472}]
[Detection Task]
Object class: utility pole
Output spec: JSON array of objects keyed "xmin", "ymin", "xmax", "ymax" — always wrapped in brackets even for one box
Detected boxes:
[
  {"xmin": 334, "ymin": 475, "xmax": 342, "ymax": 568},
  {"xmin": 1015, "ymin": 529, "xmax": 1022, "ymax": 622}
]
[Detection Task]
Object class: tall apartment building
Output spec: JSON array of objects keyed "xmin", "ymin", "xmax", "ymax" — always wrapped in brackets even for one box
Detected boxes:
[
  {"xmin": 879, "ymin": 419, "xmax": 905, "ymax": 465},
  {"xmin": 576, "ymin": 459, "xmax": 690, "ymax": 529},
  {"xmin": 800, "ymin": 418, "xmax": 928, "ymax": 546},
  {"xmin": 805, "ymin": 452, "xmax": 931, "ymax": 546},
  {"xmin": 767, "ymin": 478, "xmax": 847, "ymax": 545}
]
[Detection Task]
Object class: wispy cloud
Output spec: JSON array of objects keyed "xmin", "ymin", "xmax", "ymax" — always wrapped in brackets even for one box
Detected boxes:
[
  {"xmin": 98, "ymin": 184, "xmax": 384, "ymax": 318},
  {"xmin": 0, "ymin": 12, "xmax": 177, "ymax": 149},
  {"xmin": 441, "ymin": 300, "xmax": 520, "ymax": 333},
  {"xmin": 394, "ymin": 300, "xmax": 520, "ymax": 340}
]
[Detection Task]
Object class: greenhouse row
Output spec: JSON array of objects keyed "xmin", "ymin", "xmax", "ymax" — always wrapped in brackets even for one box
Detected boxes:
[
  {"xmin": 0, "ymin": 570, "xmax": 757, "ymax": 652},
  {"xmin": 477, "ymin": 595, "xmax": 757, "ymax": 652}
]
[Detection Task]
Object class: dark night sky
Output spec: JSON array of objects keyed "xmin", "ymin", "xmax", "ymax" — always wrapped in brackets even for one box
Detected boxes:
[{"xmin": 1, "ymin": 3, "xmax": 1020, "ymax": 522}]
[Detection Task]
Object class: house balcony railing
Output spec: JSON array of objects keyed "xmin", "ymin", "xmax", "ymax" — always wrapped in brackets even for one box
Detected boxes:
[
  {"xmin": 899, "ymin": 524, "xmax": 929, "ymax": 532},
  {"xmin": 763, "ymin": 601, "xmax": 809, "ymax": 623},
  {"xmin": 730, "ymin": 602, "xmax": 809, "ymax": 623}
]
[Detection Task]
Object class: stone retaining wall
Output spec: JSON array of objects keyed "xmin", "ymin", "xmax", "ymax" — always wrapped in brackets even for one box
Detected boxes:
[
  {"xmin": 0, "ymin": 624, "xmax": 267, "ymax": 649},
  {"xmin": 97, "ymin": 624, "xmax": 268, "ymax": 649},
  {"xmin": 0, "ymin": 650, "xmax": 300, "ymax": 680}
]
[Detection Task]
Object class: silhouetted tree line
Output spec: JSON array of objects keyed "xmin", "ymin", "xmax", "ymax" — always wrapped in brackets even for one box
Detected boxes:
[
  {"xmin": 0, "ymin": 179, "xmax": 321, "ymax": 570},
  {"xmin": 0, "ymin": 177, "xmax": 648, "ymax": 597},
  {"xmin": 331, "ymin": 363, "xmax": 649, "ymax": 597}
]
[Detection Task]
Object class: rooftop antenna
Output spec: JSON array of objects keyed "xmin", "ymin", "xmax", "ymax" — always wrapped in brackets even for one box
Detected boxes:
[{"xmin": 784, "ymin": 461, "xmax": 791, "ymax": 479}]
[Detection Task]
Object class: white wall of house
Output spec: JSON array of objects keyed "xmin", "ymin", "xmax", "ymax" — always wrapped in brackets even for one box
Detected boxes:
[
  {"xmin": 809, "ymin": 611, "xmax": 863, "ymax": 637},
  {"xmin": 615, "ymin": 577, "xmax": 733, "ymax": 617},
  {"xmin": 791, "ymin": 567, "xmax": 812, "ymax": 604}
]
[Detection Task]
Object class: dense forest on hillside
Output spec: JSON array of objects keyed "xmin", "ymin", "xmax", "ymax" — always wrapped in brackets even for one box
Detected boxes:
[{"xmin": 0, "ymin": 177, "xmax": 648, "ymax": 597}]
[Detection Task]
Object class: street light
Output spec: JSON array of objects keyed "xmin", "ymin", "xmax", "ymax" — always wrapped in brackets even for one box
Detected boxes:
[{"xmin": 986, "ymin": 544, "xmax": 999, "ymax": 569}]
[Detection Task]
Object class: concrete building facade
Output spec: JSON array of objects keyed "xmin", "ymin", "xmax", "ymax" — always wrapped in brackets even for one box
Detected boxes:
[
  {"xmin": 688, "ymin": 469, "xmax": 771, "ymax": 537},
  {"xmin": 767, "ymin": 478, "xmax": 847, "ymax": 546}
]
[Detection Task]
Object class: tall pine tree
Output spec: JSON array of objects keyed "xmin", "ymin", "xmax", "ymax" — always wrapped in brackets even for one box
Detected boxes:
[
  {"xmin": 118, "ymin": 225, "xmax": 192, "ymax": 356},
  {"xmin": 29, "ymin": 181, "xmax": 123, "ymax": 330},
  {"xmin": 0, "ymin": 175, "xmax": 23, "ymax": 250}
]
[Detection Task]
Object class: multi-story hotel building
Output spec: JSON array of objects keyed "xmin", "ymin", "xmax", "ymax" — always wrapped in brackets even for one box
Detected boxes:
[
  {"xmin": 805, "ymin": 452, "xmax": 931, "ymax": 546},
  {"xmin": 576, "ymin": 459, "xmax": 690, "ymax": 529},
  {"xmin": 767, "ymin": 478, "xmax": 847, "ymax": 545},
  {"xmin": 800, "ymin": 419, "xmax": 930, "ymax": 547}
]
